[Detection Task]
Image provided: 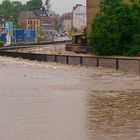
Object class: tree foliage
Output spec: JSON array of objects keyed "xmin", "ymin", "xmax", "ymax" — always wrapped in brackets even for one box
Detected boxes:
[
  {"xmin": 89, "ymin": 0, "xmax": 140, "ymax": 56},
  {"xmin": 25, "ymin": 0, "xmax": 43, "ymax": 11},
  {"xmin": 0, "ymin": 0, "xmax": 42, "ymax": 26},
  {"xmin": 37, "ymin": 28, "xmax": 46, "ymax": 41}
]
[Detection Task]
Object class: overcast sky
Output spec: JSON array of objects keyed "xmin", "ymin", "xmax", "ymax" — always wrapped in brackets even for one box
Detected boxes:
[
  {"xmin": 0, "ymin": 0, "xmax": 86, "ymax": 14},
  {"xmin": 51, "ymin": 0, "xmax": 86, "ymax": 14}
]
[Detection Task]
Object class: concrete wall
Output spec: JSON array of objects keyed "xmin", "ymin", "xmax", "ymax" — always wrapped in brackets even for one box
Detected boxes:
[
  {"xmin": 119, "ymin": 59, "xmax": 140, "ymax": 75},
  {"xmin": 46, "ymin": 55, "xmax": 55, "ymax": 62},
  {"xmin": 68, "ymin": 56, "xmax": 81, "ymax": 65},
  {"xmin": 99, "ymin": 58, "xmax": 117, "ymax": 69},
  {"xmin": 56, "ymin": 56, "xmax": 67, "ymax": 64},
  {"xmin": 0, "ymin": 51, "xmax": 140, "ymax": 75},
  {"xmin": 82, "ymin": 57, "xmax": 97, "ymax": 67}
]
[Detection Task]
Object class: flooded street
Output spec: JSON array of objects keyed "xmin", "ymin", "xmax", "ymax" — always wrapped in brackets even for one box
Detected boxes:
[{"xmin": 0, "ymin": 57, "xmax": 140, "ymax": 140}]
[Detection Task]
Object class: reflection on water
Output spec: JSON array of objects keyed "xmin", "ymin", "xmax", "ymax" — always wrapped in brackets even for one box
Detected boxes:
[{"xmin": 87, "ymin": 91, "xmax": 140, "ymax": 140}]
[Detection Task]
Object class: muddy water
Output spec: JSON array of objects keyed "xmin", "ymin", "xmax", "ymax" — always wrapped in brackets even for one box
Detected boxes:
[
  {"xmin": 87, "ymin": 92, "xmax": 140, "ymax": 140},
  {"xmin": 0, "ymin": 57, "xmax": 140, "ymax": 140}
]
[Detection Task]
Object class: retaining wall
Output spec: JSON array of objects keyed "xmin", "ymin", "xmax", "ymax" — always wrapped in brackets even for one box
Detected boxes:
[{"xmin": 0, "ymin": 51, "xmax": 139, "ymax": 75}]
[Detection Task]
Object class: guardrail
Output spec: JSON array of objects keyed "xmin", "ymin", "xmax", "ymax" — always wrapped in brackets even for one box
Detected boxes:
[
  {"xmin": 0, "ymin": 40, "xmax": 72, "ymax": 51},
  {"xmin": 0, "ymin": 51, "xmax": 140, "ymax": 75}
]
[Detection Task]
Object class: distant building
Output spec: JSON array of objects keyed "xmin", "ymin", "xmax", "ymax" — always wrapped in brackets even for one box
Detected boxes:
[
  {"xmin": 18, "ymin": 9, "xmax": 55, "ymax": 36},
  {"xmin": 72, "ymin": 4, "xmax": 87, "ymax": 30},
  {"xmin": 86, "ymin": 0, "xmax": 100, "ymax": 33},
  {"xmin": 18, "ymin": 0, "xmax": 56, "ymax": 37},
  {"xmin": 34, "ymin": 10, "xmax": 55, "ymax": 36},
  {"xmin": 61, "ymin": 13, "xmax": 72, "ymax": 32},
  {"xmin": 0, "ymin": 16, "xmax": 6, "ymax": 35},
  {"xmin": 18, "ymin": 11, "xmax": 40, "ymax": 31},
  {"xmin": 55, "ymin": 14, "xmax": 62, "ymax": 33},
  {"xmin": 46, "ymin": 11, "xmax": 56, "ymax": 35}
]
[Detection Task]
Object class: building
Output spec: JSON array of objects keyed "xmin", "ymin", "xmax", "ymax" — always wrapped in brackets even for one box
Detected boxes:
[
  {"xmin": 86, "ymin": 0, "xmax": 100, "ymax": 33},
  {"xmin": 55, "ymin": 14, "xmax": 62, "ymax": 33},
  {"xmin": 18, "ymin": 10, "xmax": 55, "ymax": 36},
  {"xmin": 86, "ymin": 0, "xmax": 131, "ymax": 33},
  {"xmin": 0, "ymin": 16, "xmax": 6, "ymax": 35},
  {"xmin": 61, "ymin": 13, "xmax": 72, "ymax": 32},
  {"xmin": 72, "ymin": 4, "xmax": 87, "ymax": 30},
  {"xmin": 46, "ymin": 11, "xmax": 56, "ymax": 35},
  {"xmin": 18, "ymin": 0, "xmax": 56, "ymax": 37},
  {"xmin": 18, "ymin": 11, "xmax": 40, "ymax": 31},
  {"xmin": 34, "ymin": 10, "xmax": 55, "ymax": 36}
]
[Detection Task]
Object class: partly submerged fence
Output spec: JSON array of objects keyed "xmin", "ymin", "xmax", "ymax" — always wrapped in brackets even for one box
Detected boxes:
[{"xmin": 0, "ymin": 51, "xmax": 140, "ymax": 75}]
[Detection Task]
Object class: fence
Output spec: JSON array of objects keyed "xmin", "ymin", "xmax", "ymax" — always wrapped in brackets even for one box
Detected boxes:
[{"xmin": 0, "ymin": 51, "xmax": 140, "ymax": 75}]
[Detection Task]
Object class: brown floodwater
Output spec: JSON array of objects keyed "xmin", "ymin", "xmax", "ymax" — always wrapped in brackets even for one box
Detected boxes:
[
  {"xmin": 87, "ymin": 91, "xmax": 140, "ymax": 140},
  {"xmin": 0, "ymin": 57, "xmax": 140, "ymax": 140}
]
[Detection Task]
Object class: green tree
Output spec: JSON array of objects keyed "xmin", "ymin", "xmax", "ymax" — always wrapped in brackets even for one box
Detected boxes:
[
  {"xmin": 11, "ymin": 1, "xmax": 24, "ymax": 25},
  {"xmin": 25, "ymin": 0, "xmax": 43, "ymax": 11},
  {"xmin": 89, "ymin": 0, "xmax": 140, "ymax": 56},
  {"xmin": 0, "ymin": 0, "xmax": 24, "ymax": 26},
  {"xmin": 0, "ymin": 0, "xmax": 13, "ymax": 18},
  {"xmin": 37, "ymin": 28, "xmax": 46, "ymax": 42},
  {"xmin": 101, "ymin": 0, "xmax": 122, "ymax": 11},
  {"xmin": 0, "ymin": 0, "xmax": 43, "ymax": 27}
]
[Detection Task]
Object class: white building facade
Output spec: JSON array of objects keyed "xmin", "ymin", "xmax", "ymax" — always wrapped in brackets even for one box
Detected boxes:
[
  {"xmin": 73, "ymin": 5, "xmax": 87, "ymax": 30},
  {"xmin": 61, "ymin": 13, "xmax": 72, "ymax": 32},
  {"xmin": 63, "ymin": 19, "xmax": 72, "ymax": 32}
]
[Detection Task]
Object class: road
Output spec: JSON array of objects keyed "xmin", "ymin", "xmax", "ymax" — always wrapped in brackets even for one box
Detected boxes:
[
  {"xmin": 18, "ymin": 44, "xmax": 91, "ymax": 56},
  {"xmin": 54, "ymin": 36, "xmax": 71, "ymax": 41},
  {"xmin": 0, "ymin": 57, "xmax": 140, "ymax": 140}
]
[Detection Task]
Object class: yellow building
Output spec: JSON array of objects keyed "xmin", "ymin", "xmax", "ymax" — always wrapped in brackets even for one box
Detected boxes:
[
  {"xmin": 18, "ymin": 10, "xmax": 56, "ymax": 37},
  {"xmin": 18, "ymin": 11, "xmax": 40, "ymax": 31},
  {"xmin": 86, "ymin": 0, "xmax": 131, "ymax": 34},
  {"xmin": 26, "ymin": 19, "xmax": 40, "ymax": 31}
]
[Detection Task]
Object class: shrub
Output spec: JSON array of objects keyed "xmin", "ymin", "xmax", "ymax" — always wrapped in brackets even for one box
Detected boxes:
[
  {"xmin": 125, "ymin": 45, "xmax": 140, "ymax": 56},
  {"xmin": 89, "ymin": 0, "xmax": 140, "ymax": 56},
  {"xmin": 0, "ymin": 41, "xmax": 4, "ymax": 47}
]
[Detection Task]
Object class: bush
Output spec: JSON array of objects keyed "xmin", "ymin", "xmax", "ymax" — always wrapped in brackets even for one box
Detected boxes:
[
  {"xmin": 89, "ymin": 0, "xmax": 140, "ymax": 56},
  {"xmin": 0, "ymin": 41, "xmax": 4, "ymax": 47},
  {"xmin": 125, "ymin": 45, "xmax": 140, "ymax": 56}
]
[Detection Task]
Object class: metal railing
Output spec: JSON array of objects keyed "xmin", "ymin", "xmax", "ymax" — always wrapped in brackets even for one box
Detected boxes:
[{"xmin": 0, "ymin": 50, "xmax": 139, "ymax": 75}]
